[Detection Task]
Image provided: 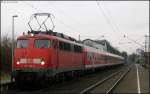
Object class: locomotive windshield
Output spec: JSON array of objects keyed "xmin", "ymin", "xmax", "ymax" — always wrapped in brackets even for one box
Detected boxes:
[
  {"xmin": 34, "ymin": 39, "xmax": 51, "ymax": 48},
  {"xmin": 17, "ymin": 40, "xmax": 28, "ymax": 48}
]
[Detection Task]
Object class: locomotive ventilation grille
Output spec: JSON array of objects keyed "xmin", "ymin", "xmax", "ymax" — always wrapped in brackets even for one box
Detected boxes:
[
  {"xmin": 33, "ymin": 58, "xmax": 41, "ymax": 64},
  {"xmin": 20, "ymin": 59, "xmax": 27, "ymax": 64},
  {"xmin": 19, "ymin": 58, "xmax": 42, "ymax": 64}
]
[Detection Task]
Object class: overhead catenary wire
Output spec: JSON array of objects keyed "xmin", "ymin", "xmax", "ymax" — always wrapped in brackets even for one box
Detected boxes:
[
  {"xmin": 21, "ymin": 1, "xmax": 145, "ymax": 53},
  {"xmin": 96, "ymin": 1, "xmax": 118, "ymax": 34},
  {"xmin": 135, "ymin": 36, "xmax": 145, "ymax": 42},
  {"xmin": 102, "ymin": 3, "xmax": 123, "ymax": 35},
  {"xmin": 96, "ymin": 1, "xmax": 125, "ymax": 52},
  {"xmin": 123, "ymin": 35, "xmax": 143, "ymax": 46},
  {"xmin": 48, "ymin": 1, "xmax": 111, "ymax": 41},
  {"xmin": 22, "ymin": 1, "xmax": 114, "ymax": 41},
  {"xmin": 48, "ymin": 2, "xmax": 83, "ymax": 27},
  {"xmin": 96, "ymin": 1, "xmax": 127, "ymax": 47},
  {"xmin": 48, "ymin": 2, "xmax": 106, "ymax": 40},
  {"xmin": 104, "ymin": 7, "xmax": 145, "ymax": 47},
  {"xmin": 23, "ymin": 1, "xmax": 40, "ymax": 12},
  {"xmin": 22, "ymin": 1, "xmax": 81, "ymax": 35},
  {"xmin": 96, "ymin": 1, "xmax": 144, "ymax": 48}
]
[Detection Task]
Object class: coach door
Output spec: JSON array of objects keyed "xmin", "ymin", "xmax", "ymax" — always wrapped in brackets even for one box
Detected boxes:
[{"xmin": 91, "ymin": 52, "xmax": 95, "ymax": 68}]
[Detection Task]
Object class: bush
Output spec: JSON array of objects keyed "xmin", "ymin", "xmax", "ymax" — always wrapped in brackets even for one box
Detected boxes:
[{"xmin": 1, "ymin": 36, "xmax": 13, "ymax": 75}]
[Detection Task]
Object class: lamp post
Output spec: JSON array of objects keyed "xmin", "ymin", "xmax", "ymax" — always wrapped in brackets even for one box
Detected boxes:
[{"xmin": 11, "ymin": 15, "xmax": 18, "ymax": 81}]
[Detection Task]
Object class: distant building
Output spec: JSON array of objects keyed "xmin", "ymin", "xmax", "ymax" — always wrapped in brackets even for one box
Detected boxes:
[
  {"xmin": 82, "ymin": 39, "xmax": 122, "ymax": 56},
  {"xmin": 144, "ymin": 36, "xmax": 149, "ymax": 64},
  {"xmin": 136, "ymin": 48, "xmax": 145, "ymax": 64},
  {"xmin": 82, "ymin": 39, "xmax": 107, "ymax": 52},
  {"xmin": 145, "ymin": 35, "xmax": 149, "ymax": 53},
  {"xmin": 144, "ymin": 52, "xmax": 149, "ymax": 64}
]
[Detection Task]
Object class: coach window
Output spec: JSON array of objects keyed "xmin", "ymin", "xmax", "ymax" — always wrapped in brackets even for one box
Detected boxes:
[
  {"xmin": 34, "ymin": 39, "xmax": 51, "ymax": 48},
  {"xmin": 17, "ymin": 40, "xmax": 28, "ymax": 48},
  {"xmin": 103, "ymin": 55, "xmax": 106, "ymax": 61},
  {"xmin": 99, "ymin": 56, "xmax": 101, "ymax": 61},
  {"xmin": 99, "ymin": 55, "xmax": 101, "ymax": 60},
  {"xmin": 87, "ymin": 52, "xmax": 93, "ymax": 61},
  {"xmin": 87, "ymin": 52, "xmax": 90, "ymax": 61},
  {"xmin": 108, "ymin": 56, "xmax": 111, "ymax": 61}
]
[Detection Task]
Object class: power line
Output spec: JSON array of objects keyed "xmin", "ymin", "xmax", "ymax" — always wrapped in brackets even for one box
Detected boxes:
[
  {"xmin": 102, "ymin": 3, "xmax": 123, "ymax": 35},
  {"xmin": 22, "ymin": 1, "xmax": 81, "ymax": 35},
  {"xmin": 22, "ymin": 2, "xmax": 40, "ymax": 12},
  {"xmin": 96, "ymin": 1, "xmax": 145, "ymax": 50},
  {"xmin": 123, "ymin": 35, "xmax": 143, "ymax": 46},
  {"xmin": 55, "ymin": 18, "xmax": 80, "ymax": 34},
  {"xmin": 49, "ymin": 3, "xmax": 83, "ymax": 26},
  {"xmin": 96, "ymin": 1, "xmax": 126, "ymax": 45},
  {"xmin": 118, "ymin": 42, "xmax": 132, "ymax": 45},
  {"xmin": 22, "ymin": 1, "xmax": 145, "ymax": 49},
  {"xmin": 96, "ymin": 1, "xmax": 127, "ymax": 52},
  {"xmin": 135, "ymin": 35, "xmax": 145, "ymax": 42},
  {"xmin": 104, "ymin": 6, "xmax": 146, "ymax": 47},
  {"xmin": 49, "ymin": 3, "xmax": 105, "ymax": 39},
  {"xmin": 96, "ymin": 1, "xmax": 118, "ymax": 34}
]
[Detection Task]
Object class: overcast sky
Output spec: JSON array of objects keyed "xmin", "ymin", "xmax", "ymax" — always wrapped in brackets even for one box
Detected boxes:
[{"xmin": 1, "ymin": 1, "xmax": 149, "ymax": 54}]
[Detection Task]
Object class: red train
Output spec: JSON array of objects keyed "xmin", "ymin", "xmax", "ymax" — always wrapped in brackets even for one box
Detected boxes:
[{"xmin": 12, "ymin": 31, "xmax": 124, "ymax": 86}]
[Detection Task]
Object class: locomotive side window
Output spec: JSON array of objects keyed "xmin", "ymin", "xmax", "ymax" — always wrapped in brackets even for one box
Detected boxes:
[
  {"xmin": 59, "ymin": 41, "xmax": 71, "ymax": 51},
  {"xmin": 17, "ymin": 40, "xmax": 28, "ymax": 48},
  {"xmin": 59, "ymin": 41, "xmax": 82, "ymax": 52},
  {"xmin": 74, "ymin": 45, "xmax": 82, "ymax": 53},
  {"xmin": 34, "ymin": 40, "xmax": 51, "ymax": 48},
  {"xmin": 59, "ymin": 42, "xmax": 64, "ymax": 50},
  {"xmin": 71, "ymin": 44, "xmax": 74, "ymax": 52},
  {"xmin": 52, "ymin": 40, "xmax": 58, "ymax": 48},
  {"xmin": 64, "ymin": 43, "xmax": 71, "ymax": 51}
]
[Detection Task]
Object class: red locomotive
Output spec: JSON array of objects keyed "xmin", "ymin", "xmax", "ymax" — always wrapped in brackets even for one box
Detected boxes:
[{"xmin": 12, "ymin": 13, "xmax": 124, "ymax": 86}]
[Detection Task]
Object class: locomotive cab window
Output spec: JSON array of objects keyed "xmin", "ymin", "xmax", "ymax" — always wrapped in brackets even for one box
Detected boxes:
[
  {"xmin": 17, "ymin": 40, "xmax": 28, "ymax": 48},
  {"xmin": 34, "ymin": 39, "xmax": 51, "ymax": 48}
]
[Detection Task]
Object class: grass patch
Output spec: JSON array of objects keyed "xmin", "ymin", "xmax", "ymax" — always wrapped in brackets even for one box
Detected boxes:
[{"xmin": 0, "ymin": 72, "xmax": 11, "ymax": 81}]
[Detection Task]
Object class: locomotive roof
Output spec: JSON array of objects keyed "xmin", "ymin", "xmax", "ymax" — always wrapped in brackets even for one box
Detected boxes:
[{"xmin": 17, "ymin": 33, "xmax": 84, "ymax": 47}]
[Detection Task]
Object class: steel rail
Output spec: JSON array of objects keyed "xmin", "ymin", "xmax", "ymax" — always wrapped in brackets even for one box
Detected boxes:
[
  {"xmin": 79, "ymin": 64, "xmax": 132, "ymax": 94},
  {"xmin": 106, "ymin": 64, "xmax": 132, "ymax": 94},
  {"xmin": 79, "ymin": 70, "xmax": 121, "ymax": 94},
  {"xmin": 0, "ymin": 81, "xmax": 15, "ymax": 91}
]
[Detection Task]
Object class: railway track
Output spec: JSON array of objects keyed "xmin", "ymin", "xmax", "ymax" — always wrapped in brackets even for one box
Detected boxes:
[
  {"xmin": 79, "ymin": 64, "xmax": 132, "ymax": 94},
  {"xmin": 2, "ymin": 64, "xmax": 131, "ymax": 94},
  {"xmin": 0, "ymin": 81, "xmax": 15, "ymax": 92}
]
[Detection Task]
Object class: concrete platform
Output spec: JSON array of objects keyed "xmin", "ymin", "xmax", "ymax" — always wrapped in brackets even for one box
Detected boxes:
[
  {"xmin": 113, "ymin": 64, "xmax": 149, "ymax": 93},
  {"xmin": 0, "ymin": 79, "xmax": 11, "ymax": 85}
]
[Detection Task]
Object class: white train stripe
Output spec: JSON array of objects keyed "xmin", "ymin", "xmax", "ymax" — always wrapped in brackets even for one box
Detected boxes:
[{"xmin": 85, "ymin": 63, "xmax": 123, "ymax": 69}]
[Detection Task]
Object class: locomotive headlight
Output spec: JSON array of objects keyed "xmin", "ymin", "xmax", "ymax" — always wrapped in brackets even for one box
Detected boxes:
[
  {"xmin": 41, "ymin": 61, "xmax": 45, "ymax": 65},
  {"xmin": 16, "ymin": 61, "xmax": 20, "ymax": 65},
  {"xmin": 31, "ymin": 33, "xmax": 34, "ymax": 36}
]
